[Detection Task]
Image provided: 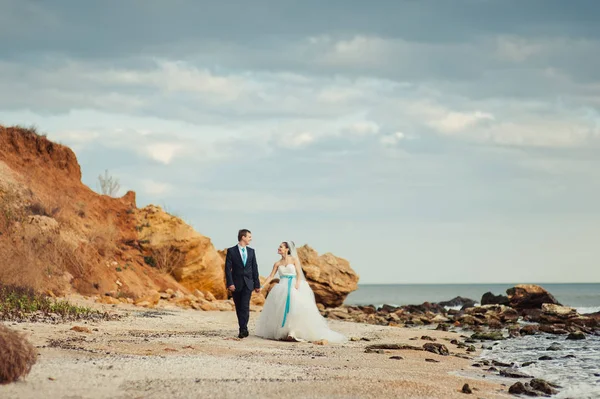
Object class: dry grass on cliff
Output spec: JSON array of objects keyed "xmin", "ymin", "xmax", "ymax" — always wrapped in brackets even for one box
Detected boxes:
[
  {"xmin": 0, "ymin": 324, "xmax": 37, "ymax": 384},
  {"xmin": 0, "ymin": 185, "xmax": 99, "ymax": 292},
  {"xmin": 151, "ymin": 245, "xmax": 186, "ymax": 275}
]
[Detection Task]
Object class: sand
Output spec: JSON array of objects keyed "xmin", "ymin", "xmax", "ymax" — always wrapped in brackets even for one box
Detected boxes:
[{"xmin": 1, "ymin": 298, "xmax": 513, "ymax": 399}]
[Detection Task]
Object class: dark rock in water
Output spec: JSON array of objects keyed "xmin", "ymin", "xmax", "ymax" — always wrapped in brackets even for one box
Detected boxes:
[
  {"xmin": 471, "ymin": 363, "xmax": 482, "ymax": 368},
  {"xmin": 481, "ymin": 292, "xmax": 509, "ymax": 306},
  {"xmin": 566, "ymin": 331, "xmax": 586, "ymax": 340},
  {"xmin": 500, "ymin": 368, "xmax": 533, "ymax": 379},
  {"xmin": 471, "ymin": 332, "xmax": 505, "ymax": 341},
  {"xmin": 461, "ymin": 383, "xmax": 472, "ymax": 394},
  {"xmin": 466, "ymin": 345, "xmax": 476, "ymax": 352},
  {"xmin": 435, "ymin": 323, "xmax": 450, "ymax": 331},
  {"xmin": 487, "ymin": 366, "xmax": 498, "ymax": 372},
  {"xmin": 522, "ymin": 361, "xmax": 537, "ymax": 367},
  {"xmin": 546, "ymin": 343, "xmax": 562, "ymax": 351},
  {"xmin": 506, "ymin": 285, "xmax": 561, "ymax": 310},
  {"xmin": 530, "ymin": 378, "xmax": 560, "ymax": 395},
  {"xmin": 508, "ymin": 382, "xmax": 540, "ymax": 396},
  {"xmin": 594, "ymin": 373, "xmax": 600, "ymax": 377},
  {"xmin": 423, "ymin": 342, "xmax": 449, "ymax": 356},
  {"xmin": 563, "ymin": 354, "xmax": 576, "ymax": 359},
  {"xmin": 437, "ymin": 296, "xmax": 476, "ymax": 308},
  {"xmin": 538, "ymin": 356, "xmax": 553, "ymax": 361}
]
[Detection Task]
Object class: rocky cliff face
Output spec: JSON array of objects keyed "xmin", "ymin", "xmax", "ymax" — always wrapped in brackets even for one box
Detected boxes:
[{"xmin": 0, "ymin": 125, "xmax": 358, "ymax": 307}]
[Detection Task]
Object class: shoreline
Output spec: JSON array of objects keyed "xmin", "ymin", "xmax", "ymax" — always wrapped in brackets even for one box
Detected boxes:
[{"xmin": 1, "ymin": 296, "xmax": 513, "ymax": 399}]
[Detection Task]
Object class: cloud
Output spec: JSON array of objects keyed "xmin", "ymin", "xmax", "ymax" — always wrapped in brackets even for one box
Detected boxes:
[{"xmin": 141, "ymin": 179, "xmax": 172, "ymax": 195}]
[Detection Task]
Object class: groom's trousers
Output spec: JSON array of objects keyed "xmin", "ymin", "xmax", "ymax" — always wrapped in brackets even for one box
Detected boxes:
[{"xmin": 232, "ymin": 285, "xmax": 252, "ymax": 333}]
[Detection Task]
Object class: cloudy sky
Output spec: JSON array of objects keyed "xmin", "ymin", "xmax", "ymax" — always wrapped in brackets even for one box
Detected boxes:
[{"xmin": 1, "ymin": 0, "xmax": 599, "ymax": 284}]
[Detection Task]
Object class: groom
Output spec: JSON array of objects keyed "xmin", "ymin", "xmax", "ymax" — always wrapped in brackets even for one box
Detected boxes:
[{"xmin": 225, "ymin": 229, "xmax": 261, "ymax": 338}]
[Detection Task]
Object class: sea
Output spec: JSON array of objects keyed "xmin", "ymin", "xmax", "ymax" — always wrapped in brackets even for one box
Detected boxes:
[{"xmin": 345, "ymin": 284, "xmax": 600, "ymax": 398}]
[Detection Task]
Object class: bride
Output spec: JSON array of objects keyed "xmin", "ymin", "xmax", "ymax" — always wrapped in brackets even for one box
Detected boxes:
[{"xmin": 255, "ymin": 241, "xmax": 346, "ymax": 343}]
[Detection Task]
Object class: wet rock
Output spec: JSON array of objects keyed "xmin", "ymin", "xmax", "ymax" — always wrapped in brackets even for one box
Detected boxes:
[
  {"xmin": 566, "ymin": 331, "xmax": 586, "ymax": 340},
  {"xmin": 499, "ymin": 369, "xmax": 533, "ymax": 379},
  {"xmin": 425, "ymin": 358, "xmax": 440, "ymax": 363},
  {"xmin": 546, "ymin": 343, "xmax": 562, "ymax": 351},
  {"xmin": 522, "ymin": 361, "xmax": 536, "ymax": 367},
  {"xmin": 539, "ymin": 325, "xmax": 568, "ymax": 335},
  {"xmin": 365, "ymin": 344, "xmax": 422, "ymax": 351},
  {"xmin": 508, "ymin": 382, "xmax": 540, "ymax": 396},
  {"xmin": 481, "ymin": 292, "xmax": 509, "ymax": 306},
  {"xmin": 471, "ymin": 332, "xmax": 505, "ymax": 341},
  {"xmin": 423, "ymin": 343, "xmax": 449, "ymax": 356},
  {"xmin": 530, "ymin": 378, "xmax": 559, "ymax": 395},
  {"xmin": 437, "ymin": 296, "xmax": 476, "ymax": 308},
  {"xmin": 520, "ymin": 325, "xmax": 539, "ymax": 336},
  {"xmin": 492, "ymin": 360, "xmax": 512, "ymax": 367},
  {"xmin": 538, "ymin": 356, "xmax": 553, "ymax": 361}
]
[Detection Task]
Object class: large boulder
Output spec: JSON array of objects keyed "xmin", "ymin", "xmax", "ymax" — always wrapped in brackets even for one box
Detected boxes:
[
  {"xmin": 506, "ymin": 284, "xmax": 560, "ymax": 310},
  {"xmin": 296, "ymin": 245, "xmax": 359, "ymax": 308},
  {"xmin": 481, "ymin": 292, "xmax": 509, "ymax": 306},
  {"xmin": 136, "ymin": 205, "xmax": 227, "ymax": 299}
]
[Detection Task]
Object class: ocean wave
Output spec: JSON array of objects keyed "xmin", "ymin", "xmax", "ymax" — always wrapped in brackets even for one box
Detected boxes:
[
  {"xmin": 480, "ymin": 334, "xmax": 600, "ymax": 399},
  {"xmin": 576, "ymin": 306, "xmax": 600, "ymax": 314}
]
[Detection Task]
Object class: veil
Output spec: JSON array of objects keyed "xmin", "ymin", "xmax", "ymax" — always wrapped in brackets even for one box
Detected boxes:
[{"xmin": 285, "ymin": 241, "xmax": 306, "ymax": 281}]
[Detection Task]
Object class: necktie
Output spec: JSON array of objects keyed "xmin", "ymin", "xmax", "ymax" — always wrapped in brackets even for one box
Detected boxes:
[{"xmin": 241, "ymin": 247, "xmax": 247, "ymax": 266}]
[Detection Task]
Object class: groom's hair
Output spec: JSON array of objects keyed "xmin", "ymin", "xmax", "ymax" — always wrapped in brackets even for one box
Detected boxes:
[{"xmin": 238, "ymin": 229, "xmax": 251, "ymax": 241}]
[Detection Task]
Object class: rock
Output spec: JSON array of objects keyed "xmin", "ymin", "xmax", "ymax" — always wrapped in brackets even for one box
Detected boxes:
[
  {"xmin": 539, "ymin": 325, "xmax": 568, "ymax": 335},
  {"xmin": 461, "ymin": 383, "xmax": 472, "ymax": 394},
  {"xmin": 437, "ymin": 296, "xmax": 476, "ymax": 308},
  {"xmin": 471, "ymin": 332, "xmax": 505, "ymax": 341},
  {"xmin": 538, "ymin": 356, "xmax": 553, "ymax": 361},
  {"xmin": 70, "ymin": 326, "xmax": 91, "ymax": 333},
  {"xmin": 522, "ymin": 361, "xmax": 536, "ymax": 367},
  {"xmin": 546, "ymin": 343, "xmax": 562, "ymax": 351},
  {"xmin": 425, "ymin": 358, "xmax": 440, "ymax": 363},
  {"xmin": 506, "ymin": 285, "xmax": 560, "ymax": 310},
  {"xmin": 365, "ymin": 344, "xmax": 422, "ymax": 351},
  {"xmin": 365, "ymin": 348, "xmax": 385, "ymax": 354},
  {"xmin": 421, "ymin": 335, "xmax": 436, "ymax": 341},
  {"xmin": 530, "ymin": 379, "xmax": 560, "ymax": 395},
  {"xmin": 508, "ymin": 382, "xmax": 540, "ymax": 396},
  {"xmin": 423, "ymin": 343, "xmax": 449, "ymax": 356},
  {"xmin": 389, "ymin": 356, "xmax": 403, "ymax": 360},
  {"xmin": 134, "ymin": 292, "xmax": 161, "ymax": 306},
  {"xmin": 492, "ymin": 360, "xmax": 512, "ymax": 367},
  {"xmin": 520, "ymin": 325, "xmax": 539, "ymax": 335},
  {"xmin": 541, "ymin": 303, "xmax": 577, "ymax": 318},
  {"xmin": 500, "ymin": 369, "xmax": 533, "ymax": 379},
  {"xmin": 136, "ymin": 205, "xmax": 227, "ymax": 299},
  {"xmin": 566, "ymin": 331, "xmax": 586, "ymax": 340},
  {"xmin": 296, "ymin": 245, "xmax": 359, "ymax": 307},
  {"xmin": 481, "ymin": 292, "xmax": 509, "ymax": 306},
  {"xmin": 312, "ymin": 340, "xmax": 328, "ymax": 345}
]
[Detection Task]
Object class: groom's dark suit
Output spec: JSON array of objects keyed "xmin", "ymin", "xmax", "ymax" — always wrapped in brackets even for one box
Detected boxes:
[{"xmin": 225, "ymin": 245, "xmax": 260, "ymax": 336}]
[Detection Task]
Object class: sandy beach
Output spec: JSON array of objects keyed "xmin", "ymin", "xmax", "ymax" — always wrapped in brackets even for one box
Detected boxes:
[{"xmin": 0, "ymin": 297, "xmax": 514, "ymax": 399}]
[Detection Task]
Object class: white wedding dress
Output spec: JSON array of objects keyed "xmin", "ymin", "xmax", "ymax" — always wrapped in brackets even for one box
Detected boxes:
[{"xmin": 255, "ymin": 264, "xmax": 346, "ymax": 343}]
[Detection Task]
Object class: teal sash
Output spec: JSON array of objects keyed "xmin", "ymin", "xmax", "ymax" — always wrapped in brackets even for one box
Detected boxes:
[{"xmin": 280, "ymin": 275, "xmax": 295, "ymax": 327}]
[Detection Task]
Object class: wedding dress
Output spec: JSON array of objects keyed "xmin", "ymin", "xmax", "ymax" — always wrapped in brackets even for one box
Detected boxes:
[{"xmin": 255, "ymin": 263, "xmax": 346, "ymax": 343}]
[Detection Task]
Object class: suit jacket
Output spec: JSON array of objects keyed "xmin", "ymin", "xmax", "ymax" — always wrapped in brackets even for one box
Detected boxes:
[{"xmin": 225, "ymin": 245, "xmax": 260, "ymax": 291}]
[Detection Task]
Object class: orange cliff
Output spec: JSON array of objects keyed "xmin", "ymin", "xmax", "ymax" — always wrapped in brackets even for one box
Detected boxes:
[
  {"xmin": 0, "ymin": 125, "xmax": 226, "ymax": 301},
  {"xmin": 0, "ymin": 125, "xmax": 359, "ymax": 307}
]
